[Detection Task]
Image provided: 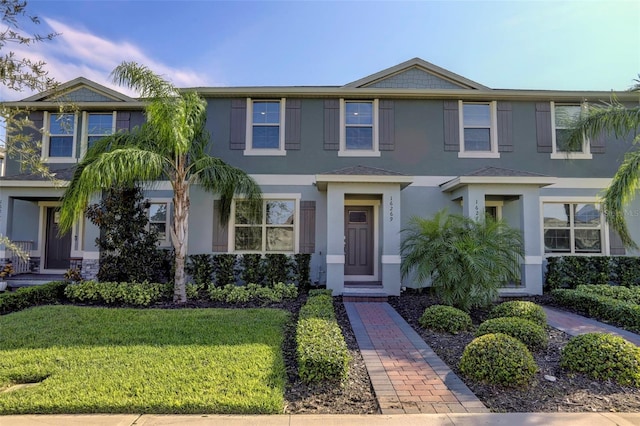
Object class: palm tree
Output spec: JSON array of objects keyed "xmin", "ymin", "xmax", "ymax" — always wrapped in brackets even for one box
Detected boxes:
[
  {"xmin": 400, "ymin": 209, "xmax": 523, "ymax": 311},
  {"xmin": 59, "ymin": 62, "xmax": 261, "ymax": 303},
  {"xmin": 565, "ymin": 78, "xmax": 640, "ymax": 249}
]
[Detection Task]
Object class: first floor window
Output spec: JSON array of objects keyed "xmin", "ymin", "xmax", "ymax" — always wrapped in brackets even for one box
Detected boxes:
[
  {"xmin": 148, "ymin": 202, "xmax": 169, "ymax": 245},
  {"xmin": 48, "ymin": 113, "xmax": 76, "ymax": 157},
  {"xmin": 234, "ymin": 199, "xmax": 295, "ymax": 252},
  {"xmin": 543, "ymin": 202, "xmax": 603, "ymax": 254}
]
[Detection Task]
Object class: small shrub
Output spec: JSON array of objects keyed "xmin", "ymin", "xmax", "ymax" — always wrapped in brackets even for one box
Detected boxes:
[
  {"xmin": 263, "ymin": 254, "xmax": 291, "ymax": 287},
  {"xmin": 575, "ymin": 284, "xmax": 640, "ymax": 305},
  {"xmin": 294, "ymin": 253, "xmax": 312, "ymax": 290},
  {"xmin": 489, "ymin": 300, "xmax": 547, "ymax": 326},
  {"xmin": 186, "ymin": 254, "xmax": 214, "ymax": 287},
  {"xmin": 212, "ymin": 254, "xmax": 237, "ymax": 287},
  {"xmin": 476, "ymin": 317, "xmax": 548, "ymax": 351},
  {"xmin": 0, "ymin": 281, "xmax": 67, "ymax": 315},
  {"xmin": 459, "ymin": 333, "xmax": 538, "ymax": 387},
  {"xmin": 419, "ymin": 305, "xmax": 471, "ymax": 334},
  {"xmin": 206, "ymin": 283, "xmax": 297, "ymax": 305},
  {"xmin": 560, "ymin": 332, "xmax": 640, "ymax": 387},
  {"xmin": 64, "ymin": 281, "xmax": 167, "ymax": 306},
  {"xmin": 240, "ymin": 254, "xmax": 263, "ymax": 285}
]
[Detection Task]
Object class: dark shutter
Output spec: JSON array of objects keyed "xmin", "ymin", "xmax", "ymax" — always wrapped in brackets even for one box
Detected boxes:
[
  {"xmin": 212, "ymin": 200, "xmax": 230, "ymax": 252},
  {"xmin": 30, "ymin": 111, "xmax": 44, "ymax": 129},
  {"xmin": 230, "ymin": 99, "xmax": 247, "ymax": 150},
  {"xmin": 443, "ymin": 100, "xmax": 460, "ymax": 152},
  {"xmin": 590, "ymin": 131, "xmax": 606, "ymax": 154},
  {"xmin": 285, "ymin": 99, "xmax": 301, "ymax": 150},
  {"xmin": 379, "ymin": 100, "xmax": 395, "ymax": 151},
  {"xmin": 609, "ymin": 227, "xmax": 626, "ymax": 255},
  {"xmin": 116, "ymin": 111, "xmax": 130, "ymax": 131},
  {"xmin": 324, "ymin": 99, "xmax": 340, "ymax": 151},
  {"xmin": 299, "ymin": 201, "xmax": 316, "ymax": 254},
  {"xmin": 536, "ymin": 102, "xmax": 553, "ymax": 153},
  {"xmin": 497, "ymin": 102, "xmax": 513, "ymax": 152}
]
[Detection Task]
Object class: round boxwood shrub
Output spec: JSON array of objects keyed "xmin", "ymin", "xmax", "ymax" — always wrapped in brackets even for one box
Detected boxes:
[
  {"xmin": 475, "ymin": 316, "xmax": 548, "ymax": 351},
  {"xmin": 489, "ymin": 300, "xmax": 547, "ymax": 326},
  {"xmin": 419, "ymin": 305, "xmax": 472, "ymax": 334},
  {"xmin": 459, "ymin": 333, "xmax": 538, "ymax": 387},
  {"xmin": 560, "ymin": 332, "xmax": 640, "ymax": 387}
]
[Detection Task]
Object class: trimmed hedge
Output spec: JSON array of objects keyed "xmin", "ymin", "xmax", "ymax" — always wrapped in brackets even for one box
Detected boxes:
[
  {"xmin": 476, "ymin": 317, "xmax": 548, "ymax": 351},
  {"xmin": 489, "ymin": 300, "xmax": 547, "ymax": 327},
  {"xmin": 561, "ymin": 332, "xmax": 640, "ymax": 387},
  {"xmin": 460, "ymin": 333, "xmax": 538, "ymax": 387},
  {"xmin": 208, "ymin": 282, "xmax": 297, "ymax": 304},
  {"xmin": 0, "ymin": 281, "xmax": 68, "ymax": 315},
  {"xmin": 551, "ymin": 288, "xmax": 640, "ymax": 332},
  {"xmin": 64, "ymin": 280, "xmax": 171, "ymax": 306},
  {"xmin": 296, "ymin": 292, "xmax": 350, "ymax": 383},
  {"xmin": 545, "ymin": 256, "xmax": 640, "ymax": 290},
  {"xmin": 419, "ymin": 305, "xmax": 472, "ymax": 334},
  {"xmin": 574, "ymin": 284, "xmax": 640, "ymax": 304}
]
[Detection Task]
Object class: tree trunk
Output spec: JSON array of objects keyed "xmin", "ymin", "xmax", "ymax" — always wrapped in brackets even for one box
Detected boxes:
[{"xmin": 172, "ymin": 178, "xmax": 189, "ymax": 303}]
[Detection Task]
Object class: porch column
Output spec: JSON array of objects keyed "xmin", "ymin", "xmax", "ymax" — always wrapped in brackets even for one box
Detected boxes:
[
  {"xmin": 520, "ymin": 190, "xmax": 543, "ymax": 295},
  {"xmin": 460, "ymin": 186, "xmax": 486, "ymax": 221},
  {"xmin": 325, "ymin": 184, "xmax": 345, "ymax": 295},
  {"xmin": 0, "ymin": 192, "xmax": 13, "ymax": 261},
  {"xmin": 381, "ymin": 188, "xmax": 402, "ymax": 296}
]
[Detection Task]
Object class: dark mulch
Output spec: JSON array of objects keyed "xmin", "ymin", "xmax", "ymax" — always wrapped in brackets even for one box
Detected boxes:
[{"xmin": 388, "ymin": 290, "xmax": 640, "ymax": 413}]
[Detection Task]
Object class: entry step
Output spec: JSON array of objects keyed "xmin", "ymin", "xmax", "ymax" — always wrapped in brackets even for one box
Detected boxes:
[{"xmin": 343, "ymin": 292, "xmax": 388, "ymax": 302}]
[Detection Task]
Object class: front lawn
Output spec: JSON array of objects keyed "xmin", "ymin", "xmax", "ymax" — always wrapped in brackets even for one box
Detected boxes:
[{"xmin": 0, "ymin": 306, "xmax": 289, "ymax": 414}]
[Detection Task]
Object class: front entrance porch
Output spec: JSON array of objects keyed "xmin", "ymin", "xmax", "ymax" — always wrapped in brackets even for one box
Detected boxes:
[{"xmin": 316, "ymin": 165, "xmax": 413, "ymax": 296}]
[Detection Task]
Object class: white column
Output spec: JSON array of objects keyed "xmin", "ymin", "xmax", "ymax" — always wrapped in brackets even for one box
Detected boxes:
[{"xmin": 325, "ymin": 184, "xmax": 345, "ymax": 295}]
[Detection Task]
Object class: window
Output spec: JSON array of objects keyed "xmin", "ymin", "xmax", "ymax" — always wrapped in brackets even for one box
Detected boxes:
[
  {"xmin": 245, "ymin": 99, "xmax": 286, "ymax": 155},
  {"xmin": 339, "ymin": 99, "xmax": 379, "ymax": 156},
  {"xmin": 85, "ymin": 112, "xmax": 115, "ymax": 150},
  {"xmin": 551, "ymin": 103, "xmax": 592, "ymax": 159},
  {"xmin": 148, "ymin": 202, "xmax": 170, "ymax": 246},
  {"xmin": 543, "ymin": 202, "xmax": 603, "ymax": 254},
  {"xmin": 234, "ymin": 199, "xmax": 296, "ymax": 252},
  {"xmin": 45, "ymin": 112, "xmax": 77, "ymax": 159},
  {"xmin": 458, "ymin": 101, "xmax": 498, "ymax": 158}
]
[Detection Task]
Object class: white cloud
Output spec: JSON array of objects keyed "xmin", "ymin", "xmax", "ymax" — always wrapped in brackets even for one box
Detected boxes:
[{"xmin": 1, "ymin": 18, "xmax": 214, "ymax": 101}]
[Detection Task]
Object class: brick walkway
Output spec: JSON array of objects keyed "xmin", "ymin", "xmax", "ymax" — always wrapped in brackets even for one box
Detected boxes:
[
  {"xmin": 544, "ymin": 306, "xmax": 640, "ymax": 346},
  {"xmin": 344, "ymin": 302, "xmax": 488, "ymax": 415}
]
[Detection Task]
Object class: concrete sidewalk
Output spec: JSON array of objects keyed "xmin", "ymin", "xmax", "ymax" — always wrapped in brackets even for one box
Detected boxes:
[{"xmin": 2, "ymin": 413, "xmax": 640, "ymax": 425}]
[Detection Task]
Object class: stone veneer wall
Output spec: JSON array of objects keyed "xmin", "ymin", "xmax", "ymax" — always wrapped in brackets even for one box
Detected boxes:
[{"xmin": 81, "ymin": 258, "xmax": 99, "ymax": 281}]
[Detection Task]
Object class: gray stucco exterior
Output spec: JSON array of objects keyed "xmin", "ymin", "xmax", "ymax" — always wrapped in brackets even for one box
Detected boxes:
[{"xmin": 1, "ymin": 58, "xmax": 639, "ymax": 295}]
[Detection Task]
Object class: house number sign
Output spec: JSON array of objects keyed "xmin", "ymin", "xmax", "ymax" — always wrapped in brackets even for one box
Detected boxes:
[
  {"xmin": 475, "ymin": 199, "xmax": 479, "ymax": 221},
  {"xmin": 389, "ymin": 196, "xmax": 394, "ymax": 222}
]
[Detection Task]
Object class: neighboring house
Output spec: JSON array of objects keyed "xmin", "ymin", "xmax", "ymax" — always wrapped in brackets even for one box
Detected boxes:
[{"xmin": 1, "ymin": 58, "xmax": 638, "ymax": 296}]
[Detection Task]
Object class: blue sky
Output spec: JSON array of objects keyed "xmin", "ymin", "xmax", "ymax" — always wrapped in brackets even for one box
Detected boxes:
[{"xmin": 2, "ymin": 0, "xmax": 639, "ymax": 101}]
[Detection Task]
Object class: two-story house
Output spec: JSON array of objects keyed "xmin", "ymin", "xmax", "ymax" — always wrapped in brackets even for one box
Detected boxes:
[{"xmin": 1, "ymin": 58, "xmax": 638, "ymax": 295}]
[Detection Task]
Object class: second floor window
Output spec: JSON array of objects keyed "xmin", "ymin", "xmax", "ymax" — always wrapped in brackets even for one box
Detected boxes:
[
  {"xmin": 86, "ymin": 113, "xmax": 115, "ymax": 149},
  {"xmin": 48, "ymin": 113, "xmax": 76, "ymax": 158},
  {"xmin": 345, "ymin": 101, "xmax": 373, "ymax": 150},
  {"xmin": 458, "ymin": 101, "xmax": 498, "ymax": 157},
  {"xmin": 244, "ymin": 99, "xmax": 286, "ymax": 155},
  {"xmin": 553, "ymin": 103, "xmax": 588, "ymax": 154}
]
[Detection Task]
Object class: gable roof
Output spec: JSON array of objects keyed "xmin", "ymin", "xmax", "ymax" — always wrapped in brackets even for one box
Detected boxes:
[
  {"xmin": 343, "ymin": 58, "xmax": 489, "ymax": 90},
  {"xmin": 21, "ymin": 77, "xmax": 136, "ymax": 103}
]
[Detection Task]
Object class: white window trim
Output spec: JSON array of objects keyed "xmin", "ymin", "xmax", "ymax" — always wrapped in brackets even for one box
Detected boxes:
[
  {"xmin": 539, "ymin": 196, "xmax": 608, "ymax": 256},
  {"xmin": 550, "ymin": 102, "xmax": 593, "ymax": 160},
  {"xmin": 457, "ymin": 100, "xmax": 499, "ymax": 158},
  {"xmin": 42, "ymin": 111, "xmax": 79, "ymax": 163},
  {"xmin": 229, "ymin": 193, "xmax": 301, "ymax": 254},
  {"xmin": 80, "ymin": 111, "xmax": 117, "ymax": 158},
  {"xmin": 339, "ymin": 99, "xmax": 380, "ymax": 157},
  {"xmin": 244, "ymin": 98, "xmax": 287, "ymax": 156},
  {"xmin": 147, "ymin": 198, "xmax": 172, "ymax": 247}
]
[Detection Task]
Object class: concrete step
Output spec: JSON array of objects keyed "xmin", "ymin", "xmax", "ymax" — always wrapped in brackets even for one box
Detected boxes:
[{"xmin": 343, "ymin": 292, "xmax": 388, "ymax": 302}]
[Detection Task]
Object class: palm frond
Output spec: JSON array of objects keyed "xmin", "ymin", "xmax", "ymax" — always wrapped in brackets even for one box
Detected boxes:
[
  {"xmin": 59, "ymin": 148, "xmax": 165, "ymax": 233},
  {"xmin": 111, "ymin": 62, "xmax": 177, "ymax": 99},
  {"xmin": 603, "ymin": 147, "xmax": 640, "ymax": 249},
  {"xmin": 564, "ymin": 102, "xmax": 640, "ymax": 151}
]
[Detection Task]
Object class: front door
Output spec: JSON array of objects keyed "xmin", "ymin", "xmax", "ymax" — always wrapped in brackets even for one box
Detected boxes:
[
  {"xmin": 44, "ymin": 207, "xmax": 71, "ymax": 270},
  {"xmin": 344, "ymin": 206, "xmax": 374, "ymax": 276}
]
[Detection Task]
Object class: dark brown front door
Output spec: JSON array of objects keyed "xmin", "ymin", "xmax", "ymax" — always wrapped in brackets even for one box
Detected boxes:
[
  {"xmin": 344, "ymin": 206, "xmax": 373, "ymax": 276},
  {"xmin": 44, "ymin": 207, "xmax": 71, "ymax": 270}
]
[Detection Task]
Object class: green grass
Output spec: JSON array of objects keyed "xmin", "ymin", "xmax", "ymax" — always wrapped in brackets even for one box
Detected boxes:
[{"xmin": 0, "ymin": 306, "xmax": 289, "ymax": 414}]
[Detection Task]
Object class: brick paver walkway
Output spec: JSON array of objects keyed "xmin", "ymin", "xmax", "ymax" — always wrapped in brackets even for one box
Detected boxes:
[
  {"xmin": 544, "ymin": 306, "xmax": 640, "ymax": 346},
  {"xmin": 344, "ymin": 302, "xmax": 488, "ymax": 415}
]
